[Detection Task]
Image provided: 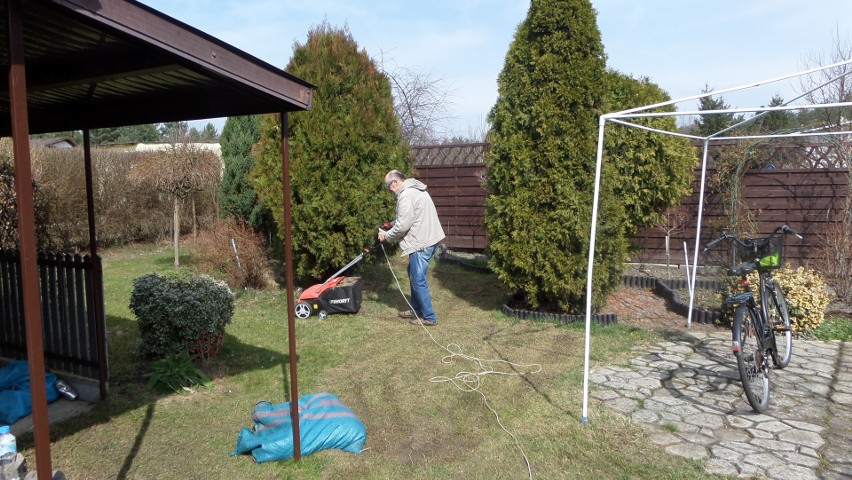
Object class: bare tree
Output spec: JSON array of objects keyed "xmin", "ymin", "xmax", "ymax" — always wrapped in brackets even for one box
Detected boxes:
[
  {"xmin": 379, "ymin": 53, "xmax": 455, "ymax": 145},
  {"xmin": 129, "ymin": 142, "xmax": 220, "ymax": 266},
  {"xmin": 798, "ymin": 26, "xmax": 852, "ymax": 131},
  {"xmin": 653, "ymin": 204, "xmax": 693, "ymax": 278},
  {"xmin": 799, "ymin": 28, "xmax": 852, "ymax": 304}
]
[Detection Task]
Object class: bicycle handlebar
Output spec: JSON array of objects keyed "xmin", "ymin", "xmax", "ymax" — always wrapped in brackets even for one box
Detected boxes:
[{"xmin": 703, "ymin": 224, "xmax": 802, "ymax": 253}]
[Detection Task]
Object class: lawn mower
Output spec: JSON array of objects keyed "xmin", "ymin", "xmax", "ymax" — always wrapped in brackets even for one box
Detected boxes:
[{"xmin": 293, "ymin": 224, "xmax": 391, "ymax": 320}]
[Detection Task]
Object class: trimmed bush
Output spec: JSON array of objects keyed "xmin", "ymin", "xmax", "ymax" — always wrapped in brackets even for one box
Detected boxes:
[
  {"xmin": 485, "ymin": 0, "xmax": 628, "ymax": 313},
  {"xmin": 130, "ymin": 271, "xmax": 234, "ymax": 359}
]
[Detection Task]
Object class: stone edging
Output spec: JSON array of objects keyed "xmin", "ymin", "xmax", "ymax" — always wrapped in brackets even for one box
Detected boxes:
[
  {"xmin": 437, "ymin": 250, "xmax": 491, "ymax": 272},
  {"xmin": 500, "ymin": 304, "xmax": 617, "ymax": 325},
  {"xmin": 438, "ymin": 251, "xmax": 722, "ymax": 325}
]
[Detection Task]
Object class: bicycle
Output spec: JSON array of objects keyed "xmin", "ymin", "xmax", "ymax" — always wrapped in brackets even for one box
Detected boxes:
[{"xmin": 703, "ymin": 224, "xmax": 801, "ymax": 413}]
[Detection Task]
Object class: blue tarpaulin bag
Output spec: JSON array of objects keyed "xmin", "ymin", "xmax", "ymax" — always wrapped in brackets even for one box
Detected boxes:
[
  {"xmin": 232, "ymin": 392, "xmax": 367, "ymax": 462},
  {"xmin": 0, "ymin": 360, "xmax": 60, "ymax": 425}
]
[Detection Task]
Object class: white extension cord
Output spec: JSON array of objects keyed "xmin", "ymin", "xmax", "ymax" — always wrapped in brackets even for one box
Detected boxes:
[{"xmin": 380, "ymin": 244, "xmax": 542, "ymax": 479}]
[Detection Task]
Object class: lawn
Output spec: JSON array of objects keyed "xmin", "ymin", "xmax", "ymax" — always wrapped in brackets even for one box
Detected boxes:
[{"xmin": 21, "ymin": 242, "xmax": 722, "ymax": 479}]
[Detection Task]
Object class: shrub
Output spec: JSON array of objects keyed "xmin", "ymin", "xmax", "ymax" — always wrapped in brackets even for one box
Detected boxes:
[
  {"xmin": 130, "ymin": 270, "xmax": 234, "ymax": 359},
  {"xmin": 721, "ymin": 264, "xmax": 832, "ymax": 333},
  {"xmin": 192, "ymin": 221, "xmax": 273, "ymax": 289},
  {"xmin": 774, "ymin": 265, "xmax": 832, "ymax": 333}
]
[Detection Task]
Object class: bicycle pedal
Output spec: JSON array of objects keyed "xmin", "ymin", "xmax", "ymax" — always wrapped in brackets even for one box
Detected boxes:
[{"xmin": 774, "ymin": 325, "xmax": 788, "ymax": 332}]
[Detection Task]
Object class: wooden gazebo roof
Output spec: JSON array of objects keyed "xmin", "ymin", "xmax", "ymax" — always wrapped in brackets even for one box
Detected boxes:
[
  {"xmin": 1, "ymin": 0, "xmax": 313, "ymax": 476},
  {"xmin": 0, "ymin": 0, "xmax": 313, "ymax": 135}
]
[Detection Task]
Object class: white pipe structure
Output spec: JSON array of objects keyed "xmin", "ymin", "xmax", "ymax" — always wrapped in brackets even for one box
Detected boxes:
[{"xmin": 581, "ymin": 58, "xmax": 852, "ymax": 424}]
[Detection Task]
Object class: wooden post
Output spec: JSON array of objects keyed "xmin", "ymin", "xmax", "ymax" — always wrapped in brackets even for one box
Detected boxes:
[
  {"xmin": 280, "ymin": 112, "xmax": 301, "ymax": 460},
  {"xmin": 7, "ymin": 0, "xmax": 53, "ymax": 477},
  {"xmin": 83, "ymin": 130, "xmax": 108, "ymax": 400}
]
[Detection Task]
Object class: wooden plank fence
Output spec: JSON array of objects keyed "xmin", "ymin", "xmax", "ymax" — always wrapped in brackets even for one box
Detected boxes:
[
  {"xmin": 414, "ymin": 164, "xmax": 488, "ymax": 249},
  {"xmin": 0, "ymin": 250, "xmax": 106, "ymax": 380},
  {"xmin": 412, "ymin": 160, "xmax": 849, "ymax": 267}
]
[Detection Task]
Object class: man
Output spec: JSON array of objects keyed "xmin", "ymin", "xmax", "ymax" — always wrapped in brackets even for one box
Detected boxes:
[{"xmin": 378, "ymin": 170, "xmax": 445, "ymax": 326}]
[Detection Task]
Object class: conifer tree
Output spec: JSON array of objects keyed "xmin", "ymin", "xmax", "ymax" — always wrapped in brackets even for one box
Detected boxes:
[
  {"xmin": 603, "ymin": 71, "xmax": 697, "ymax": 234},
  {"xmin": 486, "ymin": 0, "xmax": 628, "ymax": 313},
  {"xmin": 219, "ymin": 115, "xmax": 272, "ymax": 232},
  {"xmin": 252, "ymin": 22, "xmax": 409, "ymax": 280}
]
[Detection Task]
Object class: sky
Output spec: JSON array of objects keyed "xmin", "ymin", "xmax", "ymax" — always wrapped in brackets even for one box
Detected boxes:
[{"xmin": 139, "ymin": 0, "xmax": 851, "ymax": 137}]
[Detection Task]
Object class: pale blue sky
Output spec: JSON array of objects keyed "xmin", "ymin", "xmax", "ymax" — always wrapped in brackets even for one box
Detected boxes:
[{"xmin": 140, "ymin": 0, "xmax": 850, "ymax": 137}]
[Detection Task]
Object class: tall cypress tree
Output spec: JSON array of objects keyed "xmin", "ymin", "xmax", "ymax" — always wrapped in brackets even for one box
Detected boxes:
[
  {"xmin": 252, "ymin": 22, "xmax": 409, "ymax": 280},
  {"xmin": 218, "ymin": 115, "xmax": 272, "ymax": 232},
  {"xmin": 485, "ymin": 0, "xmax": 628, "ymax": 313}
]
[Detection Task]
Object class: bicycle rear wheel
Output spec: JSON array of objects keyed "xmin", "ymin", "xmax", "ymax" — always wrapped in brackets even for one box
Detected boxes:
[
  {"xmin": 733, "ymin": 305, "xmax": 770, "ymax": 413},
  {"xmin": 767, "ymin": 282, "xmax": 792, "ymax": 369}
]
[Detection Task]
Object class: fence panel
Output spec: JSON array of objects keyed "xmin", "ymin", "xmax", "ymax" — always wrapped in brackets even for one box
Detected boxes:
[
  {"xmin": 412, "ymin": 156, "xmax": 849, "ymax": 267},
  {"xmin": 414, "ymin": 164, "xmax": 488, "ymax": 250},
  {"xmin": 0, "ymin": 249, "xmax": 106, "ymax": 380}
]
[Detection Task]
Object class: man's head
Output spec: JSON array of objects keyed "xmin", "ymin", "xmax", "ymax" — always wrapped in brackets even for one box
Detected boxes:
[{"xmin": 384, "ymin": 170, "xmax": 406, "ymax": 194}]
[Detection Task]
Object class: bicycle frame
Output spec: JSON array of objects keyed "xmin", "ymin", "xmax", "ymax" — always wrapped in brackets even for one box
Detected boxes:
[{"xmin": 724, "ymin": 270, "xmax": 778, "ymax": 366}]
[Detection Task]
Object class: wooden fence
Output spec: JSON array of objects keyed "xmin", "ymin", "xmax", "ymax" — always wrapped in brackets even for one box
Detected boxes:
[
  {"xmin": 0, "ymin": 250, "xmax": 107, "ymax": 380},
  {"xmin": 631, "ymin": 168, "xmax": 849, "ymax": 266},
  {"xmin": 414, "ymin": 164, "xmax": 488, "ymax": 249},
  {"xmin": 412, "ymin": 161, "xmax": 849, "ymax": 266}
]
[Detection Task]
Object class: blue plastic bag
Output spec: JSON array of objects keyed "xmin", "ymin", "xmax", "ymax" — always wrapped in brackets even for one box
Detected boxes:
[
  {"xmin": 232, "ymin": 392, "xmax": 367, "ymax": 462},
  {"xmin": 0, "ymin": 360, "xmax": 60, "ymax": 425}
]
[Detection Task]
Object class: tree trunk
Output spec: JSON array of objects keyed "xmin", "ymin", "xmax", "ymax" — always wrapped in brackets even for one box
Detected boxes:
[
  {"xmin": 173, "ymin": 196, "xmax": 180, "ymax": 266},
  {"xmin": 192, "ymin": 197, "xmax": 197, "ymax": 238}
]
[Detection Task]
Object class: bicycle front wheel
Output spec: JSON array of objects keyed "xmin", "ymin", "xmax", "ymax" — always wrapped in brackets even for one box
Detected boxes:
[
  {"xmin": 767, "ymin": 282, "xmax": 793, "ymax": 369},
  {"xmin": 733, "ymin": 305, "xmax": 770, "ymax": 413}
]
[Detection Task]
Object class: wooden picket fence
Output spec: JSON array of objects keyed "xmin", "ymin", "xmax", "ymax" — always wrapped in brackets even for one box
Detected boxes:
[{"xmin": 0, "ymin": 249, "xmax": 106, "ymax": 380}]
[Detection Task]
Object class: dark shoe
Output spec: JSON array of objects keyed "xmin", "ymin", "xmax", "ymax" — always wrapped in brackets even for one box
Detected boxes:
[
  {"xmin": 397, "ymin": 309, "xmax": 417, "ymax": 319},
  {"xmin": 409, "ymin": 318, "xmax": 436, "ymax": 326}
]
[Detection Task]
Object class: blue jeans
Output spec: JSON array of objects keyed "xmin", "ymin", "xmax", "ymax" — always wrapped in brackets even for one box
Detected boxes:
[{"xmin": 408, "ymin": 244, "xmax": 438, "ymax": 323}]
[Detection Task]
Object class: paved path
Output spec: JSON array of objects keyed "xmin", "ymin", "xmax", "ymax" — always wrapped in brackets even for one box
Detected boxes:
[{"xmin": 590, "ymin": 329, "xmax": 851, "ymax": 479}]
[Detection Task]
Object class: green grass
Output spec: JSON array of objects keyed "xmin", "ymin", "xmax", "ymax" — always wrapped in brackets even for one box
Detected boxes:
[
  {"xmin": 24, "ymin": 242, "xmax": 721, "ymax": 479},
  {"xmin": 809, "ymin": 316, "xmax": 852, "ymax": 341}
]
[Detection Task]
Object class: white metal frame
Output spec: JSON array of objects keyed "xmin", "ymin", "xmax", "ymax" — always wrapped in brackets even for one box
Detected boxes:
[{"xmin": 581, "ymin": 59, "xmax": 852, "ymax": 424}]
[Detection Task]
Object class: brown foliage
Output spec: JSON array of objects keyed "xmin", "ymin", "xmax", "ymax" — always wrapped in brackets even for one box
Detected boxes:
[
  {"xmin": 817, "ymin": 221, "xmax": 852, "ymax": 304},
  {"xmin": 128, "ymin": 143, "xmax": 220, "ymax": 198},
  {"xmin": 0, "ymin": 141, "xmax": 53, "ymax": 250},
  {"xmin": 192, "ymin": 221, "xmax": 274, "ymax": 289},
  {"xmin": 1, "ymin": 143, "xmax": 220, "ymax": 251}
]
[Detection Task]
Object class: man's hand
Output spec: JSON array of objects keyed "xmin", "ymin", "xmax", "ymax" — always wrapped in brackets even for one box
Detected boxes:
[{"xmin": 378, "ymin": 229, "xmax": 387, "ymax": 242}]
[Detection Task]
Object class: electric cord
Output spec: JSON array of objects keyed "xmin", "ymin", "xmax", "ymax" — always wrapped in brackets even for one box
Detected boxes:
[{"xmin": 380, "ymin": 244, "xmax": 541, "ymax": 480}]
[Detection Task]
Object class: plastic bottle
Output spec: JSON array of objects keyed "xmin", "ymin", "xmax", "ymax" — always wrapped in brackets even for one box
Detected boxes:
[{"xmin": 0, "ymin": 425, "xmax": 15, "ymax": 465}]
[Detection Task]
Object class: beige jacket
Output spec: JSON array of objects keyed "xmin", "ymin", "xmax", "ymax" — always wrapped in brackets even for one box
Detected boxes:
[{"xmin": 384, "ymin": 178, "xmax": 445, "ymax": 256}]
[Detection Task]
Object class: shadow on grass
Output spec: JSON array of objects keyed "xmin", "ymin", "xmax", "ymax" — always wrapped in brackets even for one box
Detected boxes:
[{"xmin": 19, "ymin": 313, "xmax": 294, "ymax": 460}]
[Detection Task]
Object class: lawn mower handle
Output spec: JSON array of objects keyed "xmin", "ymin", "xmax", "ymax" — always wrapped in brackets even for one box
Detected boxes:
[{"xmin": 322, "ymin": 223, "xmax": 392, "ymax": 284}]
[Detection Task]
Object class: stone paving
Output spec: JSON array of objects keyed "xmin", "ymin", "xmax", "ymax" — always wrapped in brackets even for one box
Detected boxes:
[{"xmin": 589, "ymin": 329, "xmax": 851, "ymax": 479}]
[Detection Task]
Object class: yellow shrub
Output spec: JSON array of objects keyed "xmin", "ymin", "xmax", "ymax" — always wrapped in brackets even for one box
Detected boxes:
[
  {"xmin": 721, "ymin": 264, "xmax": 832, "ymax": 333},
  {"xmin": 773, "ymin": 265, "xmax": 832, "ymax": 333}
]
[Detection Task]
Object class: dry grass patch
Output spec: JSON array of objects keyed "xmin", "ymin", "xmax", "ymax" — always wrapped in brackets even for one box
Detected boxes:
[{"xmin": 27, "ymin": 244, "xmax": 719, "ymax": 479}]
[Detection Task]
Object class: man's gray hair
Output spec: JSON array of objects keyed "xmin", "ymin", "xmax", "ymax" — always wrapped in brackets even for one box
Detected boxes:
[{"xmin": 387, "ymin": 170, "xmax": 406, "ymax": 181}]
